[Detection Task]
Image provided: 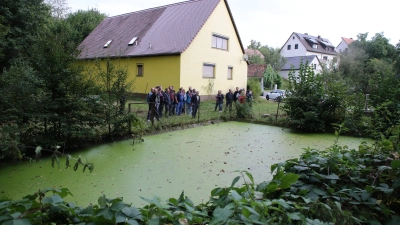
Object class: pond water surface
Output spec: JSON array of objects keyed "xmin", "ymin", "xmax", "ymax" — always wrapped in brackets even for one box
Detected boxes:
[{"xmin": 0, "ymin": 122, "xmax": 367, "ymax": 206}]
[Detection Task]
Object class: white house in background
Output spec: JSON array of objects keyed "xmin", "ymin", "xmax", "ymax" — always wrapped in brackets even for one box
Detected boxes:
[
  {"xmin": 278, "ymin": 55, "xmax": 322, "ymax": 80},
  {"xmin": 279, "ymin": 32, "xmax": 338, "ymax": 70},
  {"xmin": 336, "ymin": 37, "xmax": 355, "ymax": 53}
]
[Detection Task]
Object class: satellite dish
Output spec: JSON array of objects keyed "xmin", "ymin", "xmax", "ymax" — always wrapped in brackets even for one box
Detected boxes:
[{"xmin": 242, "ymin": 54, "xmax": 248, "ymax": 61}]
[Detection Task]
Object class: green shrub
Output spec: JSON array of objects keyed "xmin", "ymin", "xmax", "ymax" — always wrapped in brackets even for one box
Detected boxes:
[{"xmin": 247, "ymin": 77, "xmax": 262, "ymax": 96}]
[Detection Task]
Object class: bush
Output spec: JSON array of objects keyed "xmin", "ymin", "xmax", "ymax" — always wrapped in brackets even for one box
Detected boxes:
[
  {"xmin": 283, "ymin": 62, "xmax": 347, "ymax": 132},
  {"xmin": 247, "ymin": 78, "xmax": 262, "ymax": 96}
]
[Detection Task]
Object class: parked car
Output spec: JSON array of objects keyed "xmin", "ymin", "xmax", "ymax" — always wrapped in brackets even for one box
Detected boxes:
[{"xmin": 266, "ymin": 89, "xmax": 286, "ymax": 100}]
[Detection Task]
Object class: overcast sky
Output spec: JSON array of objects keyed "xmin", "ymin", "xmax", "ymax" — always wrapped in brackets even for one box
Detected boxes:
[{"xmin": 67, "ymin": 0, "xmax": 400, "ymax": 48}]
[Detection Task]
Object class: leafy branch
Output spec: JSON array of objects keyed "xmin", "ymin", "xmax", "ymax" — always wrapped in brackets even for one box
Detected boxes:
[{"xmin": 34, "ymin": 145, "xmax": 94, "ymax": 173}]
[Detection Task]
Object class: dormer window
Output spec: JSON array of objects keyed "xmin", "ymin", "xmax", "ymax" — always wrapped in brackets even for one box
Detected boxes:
[
  {"xmin": 104, "ymin": 40, "xmax": 113, "ymax": 48},
  {"xmin": 128, "ymin": 37, "xmax": 138, "ymax": 46},
  {"xmin": 312, "ymin": 44, "xmax": 318, "ymax": 49}
]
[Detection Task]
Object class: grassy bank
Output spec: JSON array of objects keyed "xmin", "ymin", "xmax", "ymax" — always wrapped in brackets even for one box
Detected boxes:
[{"xmin": 127, "ymin": 97, "xmax": 285, "ymax": 133}]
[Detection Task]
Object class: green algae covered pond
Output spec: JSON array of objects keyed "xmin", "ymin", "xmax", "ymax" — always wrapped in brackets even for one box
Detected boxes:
[{"xmin": 0, "ymin": 122, "xmax": 368, "ymax": 206}]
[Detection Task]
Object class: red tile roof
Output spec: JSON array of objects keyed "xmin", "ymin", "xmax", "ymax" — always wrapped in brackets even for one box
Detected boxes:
[
  {"xmin": 342, "ymin": 37, "xmax": 355, "ymax": 45},
  {"xmin": 245, "ymin": 49, "xmax": 265, "ymax": 59},
  {"xmin": 247, "ymin": 64, "xmax": 266, "ymax": 78},
  {"xmin": 78, "ymin": 0, "xmax": 244, "ymax": 59}
]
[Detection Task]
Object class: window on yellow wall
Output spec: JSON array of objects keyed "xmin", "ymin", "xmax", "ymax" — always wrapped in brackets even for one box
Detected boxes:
[
  {"xmin": 227, "ymin": 66, "xmax": 233, "ymax": 80},
  {"xmin": 137, "ymin": 64, "xmax": 143, "ymax": 76},
  {"xmin": 212, "ymin": 34, "xmax": 228, "ymax": 50},
  {"xmin": 203, "ymin": 63, "xmax": 215, "ymax": 78}
]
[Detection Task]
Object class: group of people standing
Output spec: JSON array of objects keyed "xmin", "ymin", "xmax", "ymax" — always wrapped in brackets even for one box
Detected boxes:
[
  {"xmin": 146, "ymin": 86, "xmax": 201, "ymax": 124},
  {"xmin": 146, "ymin": 86, "xmax": 253, "ymax": 124},
  {"xmin": 214, "ymin": 87, "xmax": 253, "ymax": 112}
]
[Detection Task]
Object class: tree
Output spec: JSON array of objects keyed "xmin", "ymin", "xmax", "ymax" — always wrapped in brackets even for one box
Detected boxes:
[
  {"xmin": 0, "ymin": 0, "xmax": 51, "ymax": 69},
  {"xmin": 283, "ymin": 61, "xmax": 345, "ymax": 132},
  {"xmin": 248, "ymin": 53, "xmax": 264, "ymax": 65},
  {"xmin": 66, "ymin": 8, "xmax": 107, "ymax": 46},
  {"xmin": 88, "ymin": 59, "xmax": 135, "ymax": 137},
  {"xmin": 367, "ymin": 33, "xmax": 396, "ymax": 61},
  {"xmin": 259, "ymin": 45, "xmax": 286, "ymax": 72},
  {"xmin": 0, "ymin": 16, "xmax": 8, "ymax": 60},
  {"xmin": 0, "ymin": 61, "xmax": 45, "ymax": 159},
  {"xmin": 27, "ymin": 17, "xmax": 107, "ymax": 146},
  {"xmin": 44, "ymin": 0, "xmax": 70, "ymax": 19},
  {"xmin": 340, "ymin": 32, "xmax": 397, "ymax": 94},
  {"xmin": 339, "ymin": 32, "xmax": 400, "ymax": 138},
  {"xmin": 263, "ymin": 64, "xmax": 282, "ymax": 90},
  {"xmin": 247, "ymin": 39, "xmax": 261, "ymax": 50}
]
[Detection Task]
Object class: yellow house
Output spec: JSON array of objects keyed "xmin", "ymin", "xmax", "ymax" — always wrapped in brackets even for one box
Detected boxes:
[{"xmin": 78, "ymin": 0, "xmax": 247, "ymax": 96}]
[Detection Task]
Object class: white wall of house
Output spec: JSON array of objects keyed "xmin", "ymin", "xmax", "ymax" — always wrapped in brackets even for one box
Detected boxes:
[
  {"xmin": 336, "ymin": 40, "xmax": 348, "ymax": 53},
  {"xmin": 280, "ymin": 34, "xmax": 307, "ymax": 57},
  {"xmin": 279, "ymin": 57, "xmax": 322, "ymax": 80},
  {"xmin": 305, "ymin": 52, "xmax": 338, "ymax": 68},
  {"xmin": 279, "ymin": 70, "xmax": 291, "ymax": 80},
  {"xmin": 310, "ymin": 57, "xmax": 323, "ymax": 74},
  {"xmin": 305, "ymin": 51, "xmax": 335, "ymax": 62}
]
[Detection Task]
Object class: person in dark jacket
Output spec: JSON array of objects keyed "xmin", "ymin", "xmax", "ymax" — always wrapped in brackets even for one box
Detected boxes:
[
  {"xmin": 158, "ymin": 87, "xmax": 165, "ymax": 117},
  {"xmin": 146, "ymin": 87, "xmax": 154, "ymax": 121},
  {"xmin": 169, "ymin": 88, "xmax": 176, "ymax": 116},
  {"xmin": 149, "ymin": 88, "xmax": 159, "ymax": 125},
  {"xmin": 214, "ymin": 90, "xmax": 224, "ymax": 112},
  {"xmin": 233, "ymin": 87, "xmax": 239, "ymax": 103},
  {"xmin": 225, "ymin": 89, "xmax": 234, "ymax": 112},
  {"xmin": 191, "ymin": 90, "xmax": 200, "ymax": 118},
  {"xmin": 164, "ymin": 88, "xmax": 171, "ymax": 117}
]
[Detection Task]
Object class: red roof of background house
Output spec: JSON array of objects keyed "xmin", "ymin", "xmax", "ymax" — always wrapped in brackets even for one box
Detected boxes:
[
  {"xmin": 245, "ymin": 49, "xmax": 265, "ymax": 59},
  {"xmin": 342, "ymin": 37, "xmax": 355, "ymax": 45},
  {"xmin": 78, "ymin": 0, "xmax": 244, "ymax": 59},
  {"xmin": 247, "ymin": 64, "xmax": 266, "ymax": 78}
]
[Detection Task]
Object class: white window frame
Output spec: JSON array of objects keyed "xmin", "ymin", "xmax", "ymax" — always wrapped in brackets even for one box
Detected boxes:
[{"xmin": 212, "ymin": 34, "xmax": 228, "ymax": 50}]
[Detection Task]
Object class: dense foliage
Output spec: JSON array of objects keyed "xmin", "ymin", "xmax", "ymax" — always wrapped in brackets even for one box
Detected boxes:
[
  {"xmin": 337, "ymin": 33, "xmax": 400, "ymax": 137},
  {"xmin": 263, "ymin": 65, "xmax": 283, "ymax": 92},
  {"xmin": 1, "ymin": 130, "xmax": 399, "ymax": 224},
  {"xmin": 0, "ymin": 1, "xmax": 130, "ymax": 160},
  {"xmin": 247, "ymin": 78, "xmax": 262, "ymax": 96},
  {"xmin": 283, "ymin": 62, "xmax": 343, "ymax": 132}
]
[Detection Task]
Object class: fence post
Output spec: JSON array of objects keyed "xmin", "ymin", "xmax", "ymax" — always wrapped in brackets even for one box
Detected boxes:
[
  {"xmin": 276, "ymin": 100, "xmax": 280, "ymax": 122},
  {"xmin": 128, "ymin": 103, "xmax": 132, "ymax": 134}
]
